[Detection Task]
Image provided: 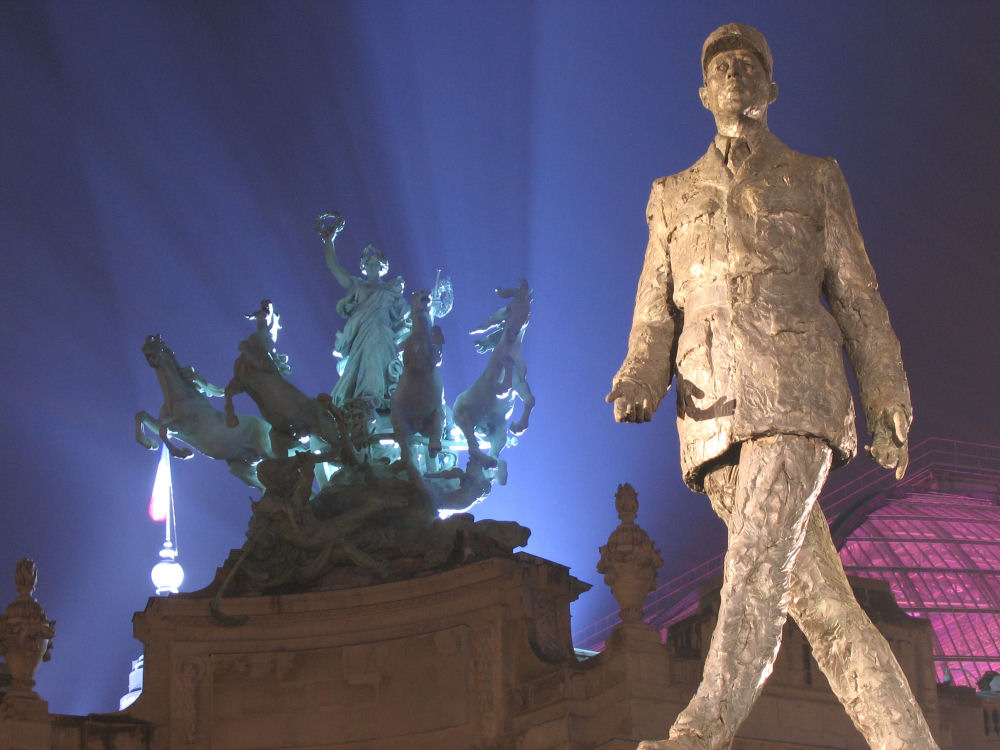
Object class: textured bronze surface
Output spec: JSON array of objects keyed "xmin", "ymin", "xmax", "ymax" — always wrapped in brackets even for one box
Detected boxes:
[{"xmin": 609, "ymin": 22, "xmax": 936, "ymax": 750}]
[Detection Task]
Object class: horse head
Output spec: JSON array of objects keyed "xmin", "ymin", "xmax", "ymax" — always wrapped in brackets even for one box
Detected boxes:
[
  {"xmin": 401, "ymin": 290, "xmax": 442, "ymax": 368},
  {"xmin": 497, "ymin": 278, "xmax": 532, "ymax": 334},
  {"xmin": 470, "ymin": 279, "xmax": 532, "ymax": 352},
  {"xmin": 412, "ymin": 289, "xmax": 432, "ymax": 320},
  {"xmin": 142, "ymin": 334, "xmax": 176, "ymax": 369}
]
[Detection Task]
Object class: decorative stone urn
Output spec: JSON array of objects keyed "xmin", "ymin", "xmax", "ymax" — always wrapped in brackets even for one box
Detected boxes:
[
  {"xmin": 598, "ymin": 483, "xmax": 663, "ymax": 624},
  {"xmin": 0, "ymin": 558, "xmax": 55, "ymax": 708}
]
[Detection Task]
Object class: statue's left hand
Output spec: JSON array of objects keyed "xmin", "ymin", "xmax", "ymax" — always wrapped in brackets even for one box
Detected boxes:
[
  {"xmin": 606, "ymin": 378, "xmax": 661, "ymax": 424},
  {"xmin": 866, "ymin": 406, "xmax": 910, "ymax": 480}
]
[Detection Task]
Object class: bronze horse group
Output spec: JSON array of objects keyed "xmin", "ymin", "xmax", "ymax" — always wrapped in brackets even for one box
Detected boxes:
[
  {"xmin": 136, "ymin": 281, "xmax": 533, "ymax": 503},
  {"xmin": 452, "ymin": 279, "xmax": 534, "ymax": 486},
  {"xmin": 135, "ymin": 334, "xmax": 275, "ymax": 489}
]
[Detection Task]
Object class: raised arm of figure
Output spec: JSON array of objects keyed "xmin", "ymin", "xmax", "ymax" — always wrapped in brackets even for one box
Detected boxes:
[{"xmin": 315, "ymin": 212, "xmax": 351, "ymax": 290}]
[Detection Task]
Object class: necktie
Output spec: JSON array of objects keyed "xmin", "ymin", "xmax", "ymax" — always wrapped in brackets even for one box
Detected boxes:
[{"xmin": 727, "ymin": 137, "xmax": 751, "ymax": 173}]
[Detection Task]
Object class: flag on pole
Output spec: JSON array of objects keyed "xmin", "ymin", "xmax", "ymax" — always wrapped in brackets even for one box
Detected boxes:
[{"xmin": 148, "ymin": 444, "xmax": 172, "ymax": 522}]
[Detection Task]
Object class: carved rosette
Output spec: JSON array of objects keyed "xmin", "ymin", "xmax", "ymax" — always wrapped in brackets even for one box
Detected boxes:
[
  {"xmin": 597, "ymin": 484, "xmax": 663, "ymax": 623},
  {"xmin": 0, "ymin": 558, "xmax": 55, "ymax": 701}
]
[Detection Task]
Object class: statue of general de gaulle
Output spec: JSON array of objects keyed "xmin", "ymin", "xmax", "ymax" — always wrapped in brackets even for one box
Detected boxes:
[{"xmin": 608, "ymin": 22, "xmax": 939, "ymax": 750}]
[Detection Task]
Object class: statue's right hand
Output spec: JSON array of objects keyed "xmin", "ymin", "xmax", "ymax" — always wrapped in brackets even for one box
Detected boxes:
[
  {"xmin": 606, "ymin": 379, "xmax": 658, "ymax": 423},
  {"xmin": 315, "ymin": 211, "xmax": 346, "ymax": 240}
]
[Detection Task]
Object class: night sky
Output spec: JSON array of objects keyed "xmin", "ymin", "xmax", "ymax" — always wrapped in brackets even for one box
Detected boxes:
[{"xmin": 2, "ymin": 1, "xmax": 998, "ymax": 715}]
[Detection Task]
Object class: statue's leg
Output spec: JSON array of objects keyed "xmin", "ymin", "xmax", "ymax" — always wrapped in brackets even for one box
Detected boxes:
[
  {"xmin": 135, "ymin": 411, "xmax": 159, "ymax": 450},
  {"xmin": 226, "ymin": 459, "xmax": 265, "ymax": 491},
  {"xmin": 397, "ymin": 432, "xmax": 418, "ymax": 479},
  {"xmin": 223, "ymin": 379, "xmax": 242, "ymax": 428},
  {"xmin": 158, "ymin": 422, "xmax": 193, "ymax": 459},
  {"xmin": 269, "ymin": 428, "xmax": 296, "ymax": 458},
  {"xmin": 661, "ymin": 435, "xmax": 832, "ymax": 750},
  {"xmin": 788, "ymin": 504, "xmax": 940, "ymax": 750},
  {"xmin": 509, "ymin": 369, "xmax": 534, "ymax": 435},
  {"xmin": 454, "ymin": 409, "xmax": 497, "ymax": 469},
  {"xmin": 429, "ymin": 406, "xmax": 444, "ymax": 458}
]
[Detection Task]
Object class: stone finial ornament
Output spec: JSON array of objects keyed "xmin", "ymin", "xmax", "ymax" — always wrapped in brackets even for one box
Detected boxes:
[
  {"xmin": 0, "ymin": 558, "xmax": 55, "ymax": 709},
  {"xmin": 597, "ymin": 484, "xmax": 663, "ymax": 624}
]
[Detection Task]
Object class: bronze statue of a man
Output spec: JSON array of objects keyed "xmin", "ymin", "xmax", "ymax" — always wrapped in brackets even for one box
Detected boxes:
[{"xmin": 608, "ymin": 23, "xmax": 939, "ymax": 750}]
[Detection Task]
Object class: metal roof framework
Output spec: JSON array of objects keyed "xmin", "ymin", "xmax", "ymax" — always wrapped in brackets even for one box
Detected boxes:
[{"xmin": 574, "ymin": 438, "xmax": 1000, "ymax": 689}]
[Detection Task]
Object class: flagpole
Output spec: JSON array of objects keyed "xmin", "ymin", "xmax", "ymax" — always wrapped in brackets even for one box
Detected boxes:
[{"xmin": 149, "ymin": 444, "xmax": 184, "ymax": 595}]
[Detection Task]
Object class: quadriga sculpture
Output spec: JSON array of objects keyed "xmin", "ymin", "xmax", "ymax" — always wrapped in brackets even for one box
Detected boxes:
[
  {"xmin": 135, "ymin": 334, "xmax": 275, "ymax": 489},
  {"xmin": 390, "ymin": 290, "xmax": 446, "ymax": 483},
  {"xmin": 452, "ymin": 279, "xmax": 534, "ymax": 486},
  {"xmin": 224, "ymin": 300, "xmax": 360, "ymax": 464}
]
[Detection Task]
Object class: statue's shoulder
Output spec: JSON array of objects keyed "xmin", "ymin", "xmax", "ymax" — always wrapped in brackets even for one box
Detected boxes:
[
  {"xmin": 768, "ymin": 136, "xmax": 839, "ymax": 176},
  {"xmin": 650, "ymin": 168, "xmax": 690, "ymax": 200},
  {"xmin": 655, "ymin": 146, "xmax": 718, "ymax": 191}
]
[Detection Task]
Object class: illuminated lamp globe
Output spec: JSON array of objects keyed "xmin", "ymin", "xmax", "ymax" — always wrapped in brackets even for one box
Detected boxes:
[{"xmin": 151, "ymin": 544, "xmax": 184, "ymax": 595}]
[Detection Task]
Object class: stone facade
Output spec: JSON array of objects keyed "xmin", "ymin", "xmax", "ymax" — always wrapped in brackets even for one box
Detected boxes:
[{"xmin": 1, "ymin": 553, "xmax": 998, "ymax": 749}]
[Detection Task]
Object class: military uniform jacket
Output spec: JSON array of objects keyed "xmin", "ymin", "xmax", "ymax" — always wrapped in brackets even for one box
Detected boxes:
[{"xmin": 613, "ymin": 132, "xmax": 911, "ymax": 491}]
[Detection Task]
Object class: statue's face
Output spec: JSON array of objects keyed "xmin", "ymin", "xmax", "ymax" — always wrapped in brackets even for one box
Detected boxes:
[
  {"xmin": 362, "ymin": 257, "xmax": 389, "ymax": 280},
  {"xmin": 699, "ymin": 48, "xmax": 776, "ymax": 121}
]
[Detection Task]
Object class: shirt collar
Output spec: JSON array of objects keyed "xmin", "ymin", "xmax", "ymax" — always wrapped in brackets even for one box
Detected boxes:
[{"xmin": 713, "ymin": 128, "xmax": 766, "ymax": 158}]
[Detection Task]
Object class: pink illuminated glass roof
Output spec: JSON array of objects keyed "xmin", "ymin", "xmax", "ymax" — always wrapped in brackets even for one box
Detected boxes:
[
  {"xmin": 574, "ymin": 439, "xmax": 1000, "ymax": 690},
  {"xmin": 838, "ymin": 488, "xmax": 1000, "ymax": 688}
]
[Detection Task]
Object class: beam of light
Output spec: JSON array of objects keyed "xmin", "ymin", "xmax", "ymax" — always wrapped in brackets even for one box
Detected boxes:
[
  {"xmin": 148, "ymin": 443, "xmax": 172, "ymax": 522},
  {"xmin": 147, "ymin": 443, "xmax": 184, "ymax": 595}
]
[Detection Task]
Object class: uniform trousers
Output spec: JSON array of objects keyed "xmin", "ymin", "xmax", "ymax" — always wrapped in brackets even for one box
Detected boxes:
[{"xmin": 663, "ymin": 434, "xmax": 939, "ymax": 750}]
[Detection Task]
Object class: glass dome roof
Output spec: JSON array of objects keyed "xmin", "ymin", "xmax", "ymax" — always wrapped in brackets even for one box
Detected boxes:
[
  {"xmin": 576, "ymin": 438, "xmax": 1000, "ymax": 690},
  {"xmin": 833, "ymin": 441, "xmax": 1000, "ymax": 688}
]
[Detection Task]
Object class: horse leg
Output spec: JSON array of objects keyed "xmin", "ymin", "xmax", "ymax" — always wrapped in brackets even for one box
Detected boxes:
[
  {"xmin": 268, "ymin": 428, "xmax": 296, "ymax": 459},
  {"xmin": 254, "ymin": 419, "xmax": 278, "ymax": 460},
  {"xmin": 454, "ymin": 410, "xmax": 497, "ymax": 469},
  {"xmin": 135, "ymin": 411, "xmax": 160, "ymax": 450},
  {"xmin": 496, "ymin": 458, "xmax": 508, "ymax": 486},
  {"xmin": 223, "ymin": 379, "xmax": 243, "ymax": 428},
  {"xmin": 496, "ymin": 355, "xmax": 514, "ymax": 397},
  {"xmin": 428, "ymin": 404, "xmax": 445, "ymax": 458},
  {"xmin": 158, "ymin": 422, "xmax": 193, "ymax": 459},
  {"xmin": 226, "ymin": 459, "xmax": 265, "ymax": 491},
  {"xmin": 392, "ymin": 415, "xmax": 423, "ymax": 483},
  {"xmin": 509, "ymin": 367, "xmax": 535, "ymax": 435},
  {"xmin": 316, "ymin": 400, "xmax": 364, "ymax": 466}
]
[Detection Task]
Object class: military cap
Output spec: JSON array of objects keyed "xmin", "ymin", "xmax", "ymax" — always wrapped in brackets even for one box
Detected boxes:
[{"xmin": 702, "ymin": 23, "xmax": 773, "ymax": 79}]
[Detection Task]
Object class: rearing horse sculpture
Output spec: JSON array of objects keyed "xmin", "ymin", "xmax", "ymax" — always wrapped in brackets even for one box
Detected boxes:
[
  {"xmin": 135, "ymin": 334, "xmax": 275, "ymax": 489},
  {"xmin": 224, "ymin": 300, "xmax": 360, "ymax": 465},
  {"xmin": 452, "ymin": 279, "xmax": 534, "ymax": 485},
  {"xmin": 390, "ymin": 290, "xmax": 446, "ymax": 483}
]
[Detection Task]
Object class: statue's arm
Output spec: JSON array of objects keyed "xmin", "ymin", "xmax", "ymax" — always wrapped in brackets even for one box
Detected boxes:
[
  {"xmin": 322, "ymin": 234, "xmax": 353, "ymax": 290},
  {"xmin": 607, "ymin": 181, "xmax": 679, "ymax": 423},
  {"xmin": 821, "ymin": 159, "xmax": 912, "ymax": 477}
]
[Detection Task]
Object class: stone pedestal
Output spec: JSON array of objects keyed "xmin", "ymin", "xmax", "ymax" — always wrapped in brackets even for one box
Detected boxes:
[
  {"xmin": 2, "ymin": 550, "xmax": 988, "ymax": 749},
  {"xmin": 0, "ymin": 712, "xmax": 52, "ymax": 750},
  {"xmin": 126, "ymin": 552, "xmax": 589, "ymax": 750}
]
